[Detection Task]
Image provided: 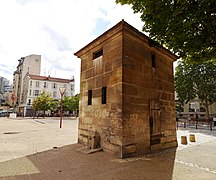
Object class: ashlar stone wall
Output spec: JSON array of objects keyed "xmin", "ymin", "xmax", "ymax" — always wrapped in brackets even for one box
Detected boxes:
[
  {"xmin": 75, "ymin": 20, "xmax": 177, "ymax": 158},
  {"xmin": 76, "ymin": 24, "xmax": 124, "ymax": 156},
  {"xmin": 121, "ymin": 26, "xmax": 177, "ymax": 157}
]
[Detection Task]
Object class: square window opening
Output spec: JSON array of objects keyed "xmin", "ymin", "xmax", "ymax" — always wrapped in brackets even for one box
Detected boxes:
[{"xmin": 93, "ymin": 49, "xmax": 103, "ymax": 59}]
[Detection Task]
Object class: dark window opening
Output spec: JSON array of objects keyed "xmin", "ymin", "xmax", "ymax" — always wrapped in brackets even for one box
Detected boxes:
[
  {"xmin": 28, "ymin": 99, "xmax": 31, "ymax": 105},
  {"xmin": 151, "ymin": 54, "xmax": 156, "ymax": 68},
  {"xmin": 102, "ymin": 87, "xmax": 107, "ymax": 104},
  {"xmin": 88, "ymin": 90, "xmax": 92, "ymax": 105},
  {"xmin": 93, "ymin": 49, "xmax": 103, "ymax": 59}
]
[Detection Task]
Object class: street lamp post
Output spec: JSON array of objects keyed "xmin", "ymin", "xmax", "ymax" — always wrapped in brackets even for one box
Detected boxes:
[{"xmin": 59, "ymin": 87, "xmax": 66, "ymax": 128}]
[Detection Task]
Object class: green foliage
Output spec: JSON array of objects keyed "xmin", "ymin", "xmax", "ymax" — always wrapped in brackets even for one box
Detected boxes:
[
  {"xmin": 62, "ymin": 94, "xmax": 79, "ymax": 112},
  {"xmin": 116, "ymin": 0, "xmax": 216, "ymax": 62},
  {"xmin": 62, "ymin": 96, "xmax": 72, "ymax": 112},
  {"xmin": 34, "ymin": 91, "xmax": 54, "ymax": 113},
  {"xmin": 50, "ymin": 100, "xmax": 59, "ymax": 112},
  {"xmin": 33, "ymin": 92, "xmax": 80, "ymax": 116},
  {"xmin": 175, "ymin": 103, "xmax": 184, "ymax": 112},
  {"xmin": 175, "ymin": 60, "xmax": 216, "ymax": 116},
  {"xmin": 71, "ymin": 94, "xmax": 80, "ymax": 112}
]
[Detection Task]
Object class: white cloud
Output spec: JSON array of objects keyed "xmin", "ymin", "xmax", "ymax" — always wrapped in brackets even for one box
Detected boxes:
[{"xmin": 0, "ymin": 0, "xmax": 143, "ymax": 93}]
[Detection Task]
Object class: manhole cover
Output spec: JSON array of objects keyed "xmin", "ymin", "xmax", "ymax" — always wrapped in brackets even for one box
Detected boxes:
[{"xmin": 3, "ymin": 132, "xmax": 21, "ymax": 134}]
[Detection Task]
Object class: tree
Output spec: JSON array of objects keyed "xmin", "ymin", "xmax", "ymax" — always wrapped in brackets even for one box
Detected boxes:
[
  {"xmin": 62, "ymin": 96, "xmax": 72, "ymax": 112},
  {"xmin": 50, "ymin": 100, "xmax": 59, "ymax": 113},
  {"xmin": 116, "ymin": 0, "xmax": 216, "ymax": 62},
  {"xmin": 71, "ymin": 94, "xmax": 80, "ymax": 112},
  {"xmin": 34, "ymin": 91, "xmax": 54, "ymax": 117},
  {"xmin": 175, "ymin": 60, "xmax": 216, "ymax": 117},
  {"xmin": 62, "ymin": 94, "xmax": 80, "ymax": 113}
]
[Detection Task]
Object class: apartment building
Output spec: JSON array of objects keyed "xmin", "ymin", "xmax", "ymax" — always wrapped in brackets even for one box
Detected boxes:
[
  {"xmin": 13, "ymin": 54, "xmax": 41, "ymax": 110},
  {"xmin": 0, "ymin": 76, "xmax": 10, "ymax": 94},
  {"xmin": 21, "ymin": 74, "xmax": 75, "ymax": 116},
  {"xmin": 0, "ymin": 76, "xmax": 12, "ymax": 105}
]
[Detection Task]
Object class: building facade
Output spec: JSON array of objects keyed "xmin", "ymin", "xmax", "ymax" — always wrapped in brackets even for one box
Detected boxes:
[
  {"xmin": 0, "ymin": 76, "xmax": 10, "ymax": 94},
  {"xmin": 176, "ymin": 99, "xmax": 216, "ymax": 117},
  {"xmin": 75, "ymin": 20, "xmax": 178, "ymax": 158},
  {"xmin": 13, "ymin": 54, "xmax": 41, "ymax": 111},
  {"xmin": 21, "ymin": 74, "xmax": 75, "ymax": 116},
  {"xmin": 0, "ymin": 76, "xmax": 12, "ymax": 105}
]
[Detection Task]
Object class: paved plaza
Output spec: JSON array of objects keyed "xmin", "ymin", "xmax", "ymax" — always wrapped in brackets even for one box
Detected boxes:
[
  {"xmin": 0, "ymin": 117, "xmax": 216, "ymax": 179},
  {"xmin": 0, "ymin": 117, "xmax": 78, "ymax": 162}
]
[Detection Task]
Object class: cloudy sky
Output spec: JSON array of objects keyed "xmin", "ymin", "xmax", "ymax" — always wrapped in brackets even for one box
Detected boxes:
[{"xmin": 0, "ymin": 0, "xmax": 143, "ymax": 93}]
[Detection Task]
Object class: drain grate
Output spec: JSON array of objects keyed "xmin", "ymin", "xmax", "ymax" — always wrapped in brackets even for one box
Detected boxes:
[{"xmin": 3, "ymin": 132, "xmax": 21, "ymax": 134}]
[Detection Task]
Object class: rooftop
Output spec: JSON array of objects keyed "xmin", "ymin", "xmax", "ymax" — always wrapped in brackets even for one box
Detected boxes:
[
  {"xmin": 74, "ymin": 20, "xmax": 178, "ymax": 60},
  {"xmin": 27, "ymin": 74, "xmax": 74, "ymax": 83}
]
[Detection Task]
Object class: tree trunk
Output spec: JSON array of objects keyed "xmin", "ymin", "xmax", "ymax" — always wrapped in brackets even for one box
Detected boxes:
[{"xmin": 204, "ymin": 98, "xmax": 210, "ymax": 119}]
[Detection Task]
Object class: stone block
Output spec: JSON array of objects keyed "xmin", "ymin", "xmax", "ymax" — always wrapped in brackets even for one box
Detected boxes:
[
  {"xmin": 162, "ymin": 140, "xmax": 178, "ymax": 149},
  {"xmin": 105, "ymin": 62, "xmax": 112, "ymax": 72},
  {"xmin": 122, "ymin": 144, "xmax": 136, "ymax": 155}
]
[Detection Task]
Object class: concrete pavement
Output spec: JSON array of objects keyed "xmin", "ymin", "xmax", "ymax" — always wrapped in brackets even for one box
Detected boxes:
[
  {"xmin": 0, "ymin": 117, "xmax": 216, "ymax": 179},
  {"xmin": 0, "ymin": 117, "xmax": 78, "ymax": 162}
]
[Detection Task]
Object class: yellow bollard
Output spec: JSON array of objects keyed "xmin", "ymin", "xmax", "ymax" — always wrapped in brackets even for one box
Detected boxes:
[
  {"xmin": 181, "ymin": 136, "xmax": 187, "ymax": 145},
  {"xmin": 189, "ymin": 134, "xmax": 196, "ymax": 142}
]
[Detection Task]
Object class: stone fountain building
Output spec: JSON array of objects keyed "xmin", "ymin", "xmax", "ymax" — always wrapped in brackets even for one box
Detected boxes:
[{"xmin": 74, "ymin": 20, "xmax": 178, "ymax": 158}]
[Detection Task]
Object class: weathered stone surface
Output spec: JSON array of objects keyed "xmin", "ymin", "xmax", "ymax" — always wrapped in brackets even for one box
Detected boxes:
[{"xmin": 74, "ymin": 20, "xmax": 178, "ymax": 158}]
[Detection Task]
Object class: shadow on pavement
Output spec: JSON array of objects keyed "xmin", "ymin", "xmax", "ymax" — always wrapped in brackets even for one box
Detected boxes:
[{"xmin": 0, "ymin": 144, "xmax": 177, "ymax": 180}]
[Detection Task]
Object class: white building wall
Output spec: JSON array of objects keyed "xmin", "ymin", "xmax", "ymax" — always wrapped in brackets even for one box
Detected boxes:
[
  {"xmin": 15, "ymin": 55, "xmax": 41, "ymax": 108},
  {"xmin": 22, "ymin": 77, "xmax": 75, "ymax": 116},
  {"xmin": 21, "ymin": 55, "xmax": 41, "ymax": 76}
]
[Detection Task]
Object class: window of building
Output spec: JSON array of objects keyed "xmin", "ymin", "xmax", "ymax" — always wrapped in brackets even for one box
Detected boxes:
[
  {"xmin": 21, "ymin": 93, "xmax": 24, "ymax": 103},
  {"xmin": 30, "ymin": 81, "xmax": 32, "ymax": 87},
  {"xmin": 29, "ymin": 89, "xmax": 31, "ymax": 96},
  {"xmin": 35, "ymin": 81, "xmax": 40, "ymax": 87},
  {"xmin": 151, "ymin": 54, "xmax": 156, "ymax": 68},
  {"xmin": 93, "ymin": 49, "xmax": 103, "ymax": 59},
  {"xmin": 44, "ymin": 82, "xmax": 47, "ymax": 88},
  {"xmin": 64, "ymin": 92, "xmax": 68, "ymax": 97},
  {"xmin": 34, "ymin": 90, "xmax": 40, "ymax": 96},
  {"xmin": 53, "ymin": 91, "xmax": 57, "ymax": 98},
  {"xmin": 28, "ymin": 99, "xmax": 31, "ymax": 105},
  {"xmin": 102, "ymin": 87, "xmax": 107, "ymax": 104},
  {"xmin": 71, "ymin": 85, "xmax": 74, "ymax": 90},
  {"xmin": 189, "ymin": 103, "xmax": 195, "ymax": 113},
  {"xmin": 53, "ymin": 83, "xmax": 56, "ymax": 89},
  {"xmin": 88, "ymin": 90, "xmax": 92, "ymax": 105},
  {"xmin": 64, "ymin": 84, "xmax": 67, "ymax": 88}
]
